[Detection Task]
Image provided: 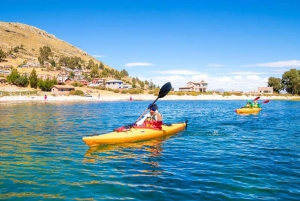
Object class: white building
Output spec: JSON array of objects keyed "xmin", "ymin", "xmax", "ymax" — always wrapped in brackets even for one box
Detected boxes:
[
  {"xmin": 258, "ymin": 87, "xmax": 273, "ymax": 94},
  {"xmin": 106, "ymin": 80, "xmax": 123, "ymax": 89},
  {"xmin": 179, "ymin": 81, "xmax": 208, "ymax": 92}
]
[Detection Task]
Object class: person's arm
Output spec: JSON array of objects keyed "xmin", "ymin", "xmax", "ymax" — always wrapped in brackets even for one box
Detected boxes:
[
  {"xmin": 155, "ymin": 111, "xmax": 162, "ymax": 121},
  {"xmin": 136, "ymin": 113, "xmax": 150, "ymax": 126}
]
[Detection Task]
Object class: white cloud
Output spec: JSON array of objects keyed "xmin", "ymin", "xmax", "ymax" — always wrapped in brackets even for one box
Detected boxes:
[
  {"xmin": 207, "ymin": 75, "xmax": 266, "ymax": 92},
  {"xmin": 207, "ymin": 64, "xmax": 224, "ymax": 67},
  {"xmin": 136, "ymin": 68, "xmax": 270, "ymax": 92},
  {"xmin": 125, "ymin": 62, "xmax": 153, "ymax": 67},
  {"xmin": 191, "ymin": 74, "xmax": 208, "ymax": 80},
  {"xmin": 233, "ymin": 76, "xmax": 242, "ymax": 81},
  {"xmin": 244, "ymin": 60, "xmax": 300, "ymax": 68},
  {"xmin": 215, "ymin": 76, "xmax": 232, "ymax": 82},
  {"xmin": 153, "ymin": 69, "xmax": 200, "ymax": 75},
  {"xmin": 137, "ymin": 75, "xmax": 187, "ymax": 89},
  {"xmin": 229, "ymin": 71, "xmax": 266, "ymax": 75},
  {"xmin": 245, "ymin": 75, "xmax": 260, "ymax": 81},
  {"xmin": 140, "ymin": 74, "xmax": 267, "ymax": 92},
  {"xmin": 92, "ymin": 54, "xmax": 106, "ymax": 58}
]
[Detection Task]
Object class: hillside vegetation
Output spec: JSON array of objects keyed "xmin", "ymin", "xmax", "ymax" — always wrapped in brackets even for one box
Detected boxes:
[
  {"xmin": 0, "ymin": 22, "xmax": 152, "ymax": 90},
  {"xmin": 0, "ymin": 22, "xmax": 102, "ymax": 66}
]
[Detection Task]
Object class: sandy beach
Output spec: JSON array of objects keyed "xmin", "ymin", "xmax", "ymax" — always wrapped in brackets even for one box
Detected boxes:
[
  {"xmin": 0, "ymin": 85, "xmax": 298, "ymax": 104},
  {"xmin": 0, "ymin": 91, "xmax": 298, "ymax": 104}
]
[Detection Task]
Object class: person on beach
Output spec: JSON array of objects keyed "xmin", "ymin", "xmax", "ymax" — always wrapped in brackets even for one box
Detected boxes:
[
  {"xmin": 136, "ymin": 104, "xmax": 163, "ymax": 128},
  {"xmin": 44, "ymin": 94, "xmax": 47, "ymax": 100}
]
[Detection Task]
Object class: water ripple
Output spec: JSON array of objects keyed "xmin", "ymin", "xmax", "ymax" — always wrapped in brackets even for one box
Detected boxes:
[{"xmin": 1, "ymin": 100, "xmax": 300, "ymax": 200}]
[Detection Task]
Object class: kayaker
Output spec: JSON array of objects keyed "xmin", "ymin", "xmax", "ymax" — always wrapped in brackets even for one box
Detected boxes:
[
  {"xmin": 244, "ymin": 100, "xmax": 252, "ymax": 108},
  {"xmin": 257, "ymin": 102, "xmax": 262, "ymax": 108},
  {"xmin": 253, "ymin": 100, "xmax": 259, "ymax": 108},
  {"xmin": 136, "ymin": 104, "xmax": 163, "ymax": 126}
]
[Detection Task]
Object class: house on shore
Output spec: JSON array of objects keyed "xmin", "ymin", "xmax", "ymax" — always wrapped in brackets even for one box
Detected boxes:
[
  {"xmin": 90, "ymin": 78, "xmax": 105, "ymax": 86},
  {"xmin": 77, "ymin": 79, "xmax": 89, "ymax": 86},
  {"xmin": 248, "ymin": 87, "xmax": 274, "ymax": 94},
  {"xmin": 57, "ymin": 74, "xmax": 71, "ymax": 84},
  {"xmin": 0, "ymin": 65, "xmax": 12, "ymax": 75},
  {"xmin": 123, "ymin": 83, "xmax": 132, "ymax": 89},
  {"xmin": 51, "ymin": 85, "xmax": 75, "ymax": 95},
  {"xmin": 179, "ymin": 81, "xmax": 208, "ymax": 92},
  {"xmin": 106, "ymin": 80, "xmax": 123, "ymax": 89},
  {"xmin": 38, "ymin": 74, "xmax": 56, "ymax": 81},
  {"xmin": 258, "ymin": 87, "xmax": 273, "ymax": 94},
  {"xmin": 104, "ymin": 80, "xmax": 133, "ymax": 89}
]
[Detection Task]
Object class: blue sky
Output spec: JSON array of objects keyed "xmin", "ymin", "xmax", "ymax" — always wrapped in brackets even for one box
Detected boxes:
[{"xmin": 1, "ymin": 0, "xmax": 300, "ymax": 91}]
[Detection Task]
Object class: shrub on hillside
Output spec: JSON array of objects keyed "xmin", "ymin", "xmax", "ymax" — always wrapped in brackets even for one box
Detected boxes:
[
  {"xmin": 186, "ymin": 91, "xmax": 199, "ymax": 96},
  {"xmin": 69, "ymin": 90, "xmax": 84, "ymax": 96},
  {"xmin": 176, "ymin": 92, "xmax": 185, "ymax": 96},
  {"xmin": 0, "ymin": 48, "xmax": 7, "ymax": 62},
  {"xmin": 38, "ymin": 78, "xmax": 57, "ymax": 91},
  {"xmin": 71, "ymin": 82, "xmax": 83, "ymax": 87},
  {"xmin": 232, "ymin": 92, "xmax": 243, "ymax": 96},
  {"xmin": 222, "ymin": 92, "xmax": 232, "ymax": 96},
  {"xmin": 152, "ymin": 88, "xmax": 161, "ymax": 96},
  {"xmin": 15, "ymin": 75, "xmax": 29, "ymax": 87},
  {"xmin": 128, "ymin": 88, "xmax": 143, "ymax": 94}
]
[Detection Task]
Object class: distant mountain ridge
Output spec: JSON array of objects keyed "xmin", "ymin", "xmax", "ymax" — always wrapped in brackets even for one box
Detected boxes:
[{"xmin": 0, "ymin": 21, "xmax": 108, "ymax": 68}]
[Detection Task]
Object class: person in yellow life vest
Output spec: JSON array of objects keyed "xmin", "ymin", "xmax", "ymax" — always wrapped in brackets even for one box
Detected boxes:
[
  {"xmin": 136, "ymin": 104, "xmax": 163, "ymax": 128},
  {"xmin": 244, "ymin": 100, "xmax": 253, "ymax": 108},
  {"xmin": 252, "ymin": 100, "xmax": 259, "ymax": 108}
]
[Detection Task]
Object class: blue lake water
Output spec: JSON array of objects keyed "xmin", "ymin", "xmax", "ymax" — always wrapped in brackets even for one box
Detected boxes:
[{"xmin": 0, "ymin": 100, "xmax": 300, "ymax": 200}]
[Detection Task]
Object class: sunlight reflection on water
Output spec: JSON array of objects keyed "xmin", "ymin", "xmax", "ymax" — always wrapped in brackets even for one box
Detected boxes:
[{"xmin": 0, "ymin": 100, "xmax": 300, "ymax": 200}]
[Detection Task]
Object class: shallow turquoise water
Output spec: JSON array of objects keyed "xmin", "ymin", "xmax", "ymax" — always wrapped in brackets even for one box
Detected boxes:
[{"xmin": 0, "ymin": 100, "xmax": 299, "ymax": 200}]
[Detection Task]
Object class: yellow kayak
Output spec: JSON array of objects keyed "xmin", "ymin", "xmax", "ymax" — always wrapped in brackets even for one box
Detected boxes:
[
  {"xmin": 235, "ymin": 108, "xmax": 262, "ymax": 114},
  {"xmin": 82, "ymin": 122, "xmax": 186, "ymax": 146}
]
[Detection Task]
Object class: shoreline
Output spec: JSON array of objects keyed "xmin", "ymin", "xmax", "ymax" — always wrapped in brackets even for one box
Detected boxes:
[{"xmin": 0, "ymin": 93, "xmax": 298, "ymax": 104}]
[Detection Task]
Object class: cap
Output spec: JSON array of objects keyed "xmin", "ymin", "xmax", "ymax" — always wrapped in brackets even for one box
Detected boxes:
[
  {"xmin": 150, "ymin": 106, "xmax": 157, "ymax": 111},
  {"xmin": 153, "ymin": 104, "xmax": 158, "ymax": 109},
  {"xmin": 148, "ymin": 103, "xmax": 158, "ymax": 110}
]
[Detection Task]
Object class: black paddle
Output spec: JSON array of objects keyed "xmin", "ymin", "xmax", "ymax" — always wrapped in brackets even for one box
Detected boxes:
[{"xmin": 134, "ymin": 82, "xmax": 172, "ymax": 124}]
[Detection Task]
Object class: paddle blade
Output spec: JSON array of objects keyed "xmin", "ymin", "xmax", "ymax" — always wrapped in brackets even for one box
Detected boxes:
[
  {"xmin": 158, "ymin": 82, "xmax": 172, "ymax": 98},
  {"xmin": 253, "ymin": 96, "xmax": 260, "ymax": 101},
  {"xmin": 263, "ymin": 100, "xmax": 269, "ymax": 103}
]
